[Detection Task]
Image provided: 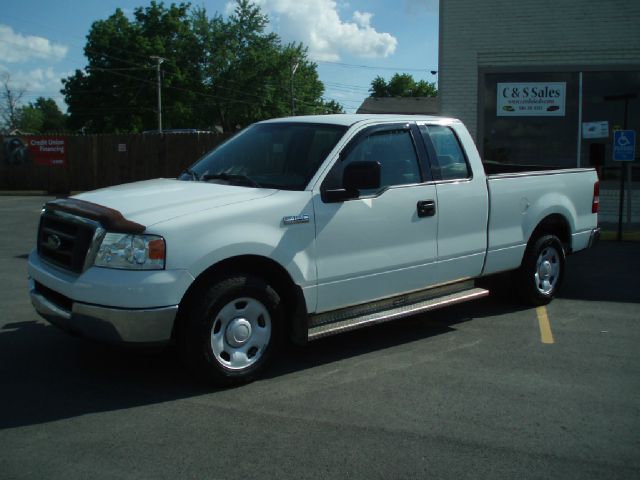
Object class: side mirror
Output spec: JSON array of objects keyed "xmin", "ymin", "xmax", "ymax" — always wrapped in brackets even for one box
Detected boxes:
[
  {"xmin": 343, "ymin": 161, "xmax": 381, "ymax": 191},
  {"xmin": 321, "ymin": 160, "xmax": 381, "ymax": 203}
]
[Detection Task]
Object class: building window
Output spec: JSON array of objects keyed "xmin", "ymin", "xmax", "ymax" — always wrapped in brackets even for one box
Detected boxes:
[
  {"xmin": 581, "ymin": 71, "xmax": 640, "ymax": 181},
  {"xmin": 482, "ymin": 72, "xmax": 579, "ymax": 168}
]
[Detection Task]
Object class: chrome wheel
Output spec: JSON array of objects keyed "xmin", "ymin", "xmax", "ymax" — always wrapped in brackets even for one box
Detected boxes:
[
  {"xmin": 534, "ymin": 245, "xmax": 560, "ymax": 295},
  {"xmin": 210, "ymin": 297, "xmax": 272, "ymax": 371}
]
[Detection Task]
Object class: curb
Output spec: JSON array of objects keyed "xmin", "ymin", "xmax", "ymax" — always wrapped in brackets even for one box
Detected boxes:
[
  {"xmin": 0, "ymin": 191, "xmax": 49, "ymax": 196},
  {"xmin": 0, "ymin": 191, "xmax": 84, "ymax": 197},
  {"xmin": 600, "ymin": 231, "xmax": 640, "ymax": 242}
]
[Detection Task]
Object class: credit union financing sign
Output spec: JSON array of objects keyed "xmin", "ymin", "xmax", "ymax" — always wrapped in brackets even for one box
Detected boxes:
[
  {"xmin": 27, "ymin": 136, "xmax": 67, "ymax": 167},
  {"xmin": 497, "ymin": 82, "xmax": 566, "ymax": 117}
]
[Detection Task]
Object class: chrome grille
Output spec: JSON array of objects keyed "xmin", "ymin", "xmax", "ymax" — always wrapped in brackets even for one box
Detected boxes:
[{"xmin": 37, "ymin": 209, "xmax": 99, "ymax": 273}]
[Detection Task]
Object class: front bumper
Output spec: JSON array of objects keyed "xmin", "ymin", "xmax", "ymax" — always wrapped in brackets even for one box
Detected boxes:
[{"xmin": 29, "ymin": 278, "xmax": 178, "ymax": 344}]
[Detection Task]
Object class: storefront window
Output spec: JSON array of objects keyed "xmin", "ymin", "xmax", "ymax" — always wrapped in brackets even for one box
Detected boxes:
[
  {"xmin": 481, "ymin": 69, "xmax": 640, "ymax": 180},
  {"xmin": 482, "ymin": 72, "xmax": 579, "ymax": 168},
  {"xmin": 581, "ymin": 71, "xmax": 640, "ymax": 181}
]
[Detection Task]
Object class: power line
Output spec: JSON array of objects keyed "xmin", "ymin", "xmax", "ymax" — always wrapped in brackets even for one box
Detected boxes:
[
  {"xmin": 0, "ymin": 25, "xmax": 353, "ymax": 113},
  {"xmin": 1, "ymin": 13, "xmax": 432, "ymax": 111},
  {"xmin": 318, "ymin": 60, "xmax": 437, "ymax": 73}
]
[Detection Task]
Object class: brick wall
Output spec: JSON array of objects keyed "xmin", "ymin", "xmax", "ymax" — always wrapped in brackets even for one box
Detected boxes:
[{"xmin": 439, "ymin": 0, "xmax": 640, "ymax": 140}]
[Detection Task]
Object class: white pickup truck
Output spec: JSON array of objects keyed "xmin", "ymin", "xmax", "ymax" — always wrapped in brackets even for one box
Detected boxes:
[{"xmin": 29, "ymin": 114, "xmax": 600, "ymax": 384}]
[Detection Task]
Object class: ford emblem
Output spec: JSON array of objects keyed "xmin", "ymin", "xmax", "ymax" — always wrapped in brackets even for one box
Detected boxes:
[{"xmin": 47, "ymin": 234, "xmax": 62, "ymax": 250}]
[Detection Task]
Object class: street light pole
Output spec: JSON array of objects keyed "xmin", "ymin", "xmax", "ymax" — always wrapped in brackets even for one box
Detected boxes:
[
  {"xmin": 290, "ymin": 59, "xmax": 299, "ymax": 116},
  {"xmin": 151, "ymin": 56, "xmax": 165, "ymax": 133}
]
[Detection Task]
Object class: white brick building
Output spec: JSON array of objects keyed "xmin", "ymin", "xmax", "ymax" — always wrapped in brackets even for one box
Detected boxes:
[{"xmin": 438, "ymin": 0, "xmax": 640, "ymax": 221}]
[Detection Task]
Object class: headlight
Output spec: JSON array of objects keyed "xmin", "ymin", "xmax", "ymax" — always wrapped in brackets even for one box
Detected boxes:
[{"xmin": 94, "ymin": 233, "xmax": 166, "ymax": 270}]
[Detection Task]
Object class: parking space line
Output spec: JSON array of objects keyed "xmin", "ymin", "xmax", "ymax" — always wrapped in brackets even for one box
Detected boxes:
[{"xmin": 536, "ymin": 306, "xmax": 555, "ymax": 344}]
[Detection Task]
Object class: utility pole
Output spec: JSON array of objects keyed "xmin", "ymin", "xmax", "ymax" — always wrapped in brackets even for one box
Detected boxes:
[
  {"xmin": 290, "ymin": 59, "xmax": 299, "ymax": 116},
  {"xmin": 151, "ymin": 56, "xmax": 165, "ymax": 133}
]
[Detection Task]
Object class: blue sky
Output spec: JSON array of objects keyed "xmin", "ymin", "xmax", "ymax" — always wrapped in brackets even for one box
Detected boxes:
[{"xmin": 0, "ymin": 0, "xmax": 439, "ymax": 114}]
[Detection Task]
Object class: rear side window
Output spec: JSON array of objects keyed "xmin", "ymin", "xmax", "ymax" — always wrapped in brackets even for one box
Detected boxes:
[{"xmin": 423, "ymin": 126, "xmax": 470, "ymax": 181}]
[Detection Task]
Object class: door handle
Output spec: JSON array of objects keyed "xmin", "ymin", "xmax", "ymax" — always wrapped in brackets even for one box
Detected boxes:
[{"xmin": 417, "ymin": 200, "xmax": 436, "ymax": 217}]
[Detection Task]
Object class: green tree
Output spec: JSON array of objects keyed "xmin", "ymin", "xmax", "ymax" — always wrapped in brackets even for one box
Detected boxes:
[
  {"xmin": 31, "ymin": 97, "xmax": 67, "ymax": 131},
  {"xmin": 15, "ymin": 105, "xmax": 43, "ymax": 132},
  {"xmin": 369, "ymin": 75, "xmax": 388, "ymax": 98},
  {"xmin": 63, "ymin": 0, "xmax": 343, "ymax": 133},
  {"xmin": 197, "ymin": 2, "xmax": 330, "ymax": 130},
  {"xmin": 318, "ymin": 99, "xmax": 345, "ymax": 114},
  {"xmin": 369, "ymin": 73, "xmax": 437, "ymax": 98},
  {"xmin": 63, "ymin": 2, "xmax": 202, "ymax": 133}
]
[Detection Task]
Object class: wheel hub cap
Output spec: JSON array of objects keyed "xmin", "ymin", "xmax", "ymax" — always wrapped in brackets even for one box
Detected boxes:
[
  {"xmin": 225, "ymin": 318, "xmax": 252, "ymax": 347},
  {"xmin": 540, "ymin": 260, "xmax": 552, "ymax": 278},
  {"xmin": 210, "ymin": 296, "xmax": 272, "ymax": 371},
  {"xmin": 535, "ymin": 246, "xmax": 560, "ymax": 295}
]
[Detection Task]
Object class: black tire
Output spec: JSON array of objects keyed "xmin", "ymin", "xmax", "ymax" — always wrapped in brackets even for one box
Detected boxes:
[
  {"xmin": 515, "ymin": 234, "xmax": 565, "ymax": 306},
  {"xmin": 179, "ymin": 273, "xmax": 283, "ymax": 386}
]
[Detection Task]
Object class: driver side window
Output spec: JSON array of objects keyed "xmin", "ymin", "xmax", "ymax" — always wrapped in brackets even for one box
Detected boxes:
[{"xmin": 324, "ymin": 129, "xmax": 421, "ymax": 194}]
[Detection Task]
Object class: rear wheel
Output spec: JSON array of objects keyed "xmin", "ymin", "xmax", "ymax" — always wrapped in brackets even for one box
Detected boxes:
[
  {"xmin": 515, "ymin": 234, "xmax": 565, "ymax": 306},
  {"xmin": 180, "ymin": 274, "xmax": 283, "ymax": 385}
]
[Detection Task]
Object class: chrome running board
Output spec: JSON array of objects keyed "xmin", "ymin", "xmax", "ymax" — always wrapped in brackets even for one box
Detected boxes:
[{"xmin": 307, "ymin": 285, "xmax": 489, "ymax": 341}]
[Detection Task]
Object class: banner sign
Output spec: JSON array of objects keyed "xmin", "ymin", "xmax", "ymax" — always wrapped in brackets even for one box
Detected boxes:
[
  {"xmin": 583, "ymin": 121, "xmax": 609, "ymax": 139},
  {"xmin": 27, "ymin": 136, "xmax": 67, "ymax": 167},
  {"xmin": 497, "ymin": 82, "xmax": 566, "ymax": 117}
]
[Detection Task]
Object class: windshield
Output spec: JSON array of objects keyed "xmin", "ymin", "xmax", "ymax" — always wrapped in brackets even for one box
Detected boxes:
[{"xmin": 180, "ymin": 122, "xmax": 348, "ymax": 190}]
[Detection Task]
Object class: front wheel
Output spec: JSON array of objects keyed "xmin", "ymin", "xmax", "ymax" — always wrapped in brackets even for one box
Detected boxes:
[
  {"xmin": 180, "ymin": 274, "xmax": 283, "ymax": 385},
  {"xmin": 515, "ymin": 234, "xmax": 565, "ymax": 306}
]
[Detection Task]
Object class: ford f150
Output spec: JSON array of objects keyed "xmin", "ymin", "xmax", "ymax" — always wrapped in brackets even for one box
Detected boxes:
[{"xmin": 28, "ymin": 114, "xmax": 600, "ymax": 384}]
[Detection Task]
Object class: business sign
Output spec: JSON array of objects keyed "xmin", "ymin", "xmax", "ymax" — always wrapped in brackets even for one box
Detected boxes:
[
  {"xmin": 613, "ymin": 130, "xmax": 636, "ymax": 161},
  {"xmin": 27, "ymin": 136, "xmax": 67, "ymax": 167},
  {"xmin": 497, "ymin": 82, "xmax": 566, "ymax": 117},
  {"xmin": 583, "ymin": 121, "xmax": 609, "ymax": 139}
]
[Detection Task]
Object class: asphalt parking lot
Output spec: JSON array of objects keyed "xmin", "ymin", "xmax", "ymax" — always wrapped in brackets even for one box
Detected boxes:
[{"xmin": 0, "ymin": 195, "xmax": 638, "ymax": 480}]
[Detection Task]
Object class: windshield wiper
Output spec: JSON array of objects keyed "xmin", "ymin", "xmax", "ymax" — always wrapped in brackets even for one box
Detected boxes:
[
  {"xmin": 201, "ymin": 173, "xmax": 262, "ymax": 188},
  {"xmin": 180, "ymin": 167, "xmax": 200, "ymax": 181}
]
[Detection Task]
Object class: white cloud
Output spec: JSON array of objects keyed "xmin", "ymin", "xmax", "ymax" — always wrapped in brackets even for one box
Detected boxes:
[
  {"xmin": 352, "ymin": 11, "xmax": 373, "ymax": 28},
  {"xmin": 0, "ymin": 25, "xmax": 68, "ymax": 63},
  {"xmin": 0, "ymin": 65, "xmax": 67, "ymax": 110},
  {"xmin": 226, "ymin": 0, "xmax": 397, "ymax": 61}
]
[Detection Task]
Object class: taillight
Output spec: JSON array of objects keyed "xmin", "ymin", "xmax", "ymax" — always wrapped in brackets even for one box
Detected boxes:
[{"xmin": 592, "ymin": 181, "xmax": 599, "ymax": 214}]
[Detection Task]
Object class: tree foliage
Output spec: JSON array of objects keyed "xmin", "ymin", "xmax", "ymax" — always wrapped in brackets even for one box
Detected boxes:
[
  {"xmin": 16, "ymin": 97, "xmax": 68, "ymax": 132},
  {"xmin": 1, "ymin": 74, "xmax": 67, "ymax": 133},
  {"xmin": 369, "ymin": 73, "xmax": 437, "ymax": 98},
  {"xmin": 62, "ymin": 0, "xmax": 342, "ymax": 133}
]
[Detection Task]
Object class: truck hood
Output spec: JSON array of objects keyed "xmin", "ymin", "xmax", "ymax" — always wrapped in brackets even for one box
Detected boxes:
[{"xmin": 73, "ymin": 178, "xmax": 277, "ymax": 228}]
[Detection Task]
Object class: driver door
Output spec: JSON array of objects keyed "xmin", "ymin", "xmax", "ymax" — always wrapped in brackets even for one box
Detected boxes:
[{"xmin": 312, "ymin": 124, "xmax": 439, "ymax": 313}]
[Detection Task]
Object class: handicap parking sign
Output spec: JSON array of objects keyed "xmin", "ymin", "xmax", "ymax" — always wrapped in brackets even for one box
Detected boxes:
[{"xmin": 613, "ymin": 130, "xmax": 636, "ymax": 161}]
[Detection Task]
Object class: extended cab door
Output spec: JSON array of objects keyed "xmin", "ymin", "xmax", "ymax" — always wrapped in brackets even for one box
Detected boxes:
[
  {"xmin": 418, "ymin": 123, "xmax": 489, "ymax": 284},
  {"xmin": 312, "ymin": 123, "xmax": 439, "ymax": 313}
]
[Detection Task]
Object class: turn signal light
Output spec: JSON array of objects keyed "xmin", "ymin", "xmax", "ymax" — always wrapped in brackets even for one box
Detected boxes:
[{"xmin": 148, "ymin": 239, "xmax": 166, "ymax": 260}]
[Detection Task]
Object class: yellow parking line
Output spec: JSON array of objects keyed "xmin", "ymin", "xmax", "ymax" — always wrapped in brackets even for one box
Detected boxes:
[{"xmin": 536, "ymin": 306, "xmax": 555, "ymax": 344}]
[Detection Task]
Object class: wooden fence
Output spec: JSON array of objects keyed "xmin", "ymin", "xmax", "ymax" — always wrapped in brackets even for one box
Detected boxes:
[{"xmin": 0, "ymin": 133, "xmax": 231, "ymax": 193}]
